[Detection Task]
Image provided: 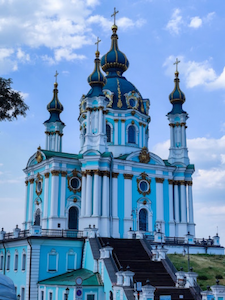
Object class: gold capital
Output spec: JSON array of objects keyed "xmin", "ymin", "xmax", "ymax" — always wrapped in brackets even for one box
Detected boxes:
[
  {"xmin": 51, "ymin": 170, "xmax": 60, "ymax": 176},
  {"xmin": 29, "ymin": 178, "xmax": 34, "ymax": 184},
  {"xmin": 112, "ymin": 172, "xmax": 119, "ymax": 178},
  {"xmin": 25, "ymin": 180, "xmax": 28, "ymax": 186},
  {"xmin": 123, "ymin": 174, "xmax": 133, "ymax": 180},
  {"xmin": 60, "ymin": 171, "xmax": 67, "ymax": 177},
  {"xmin": 168, "ymin": 179, "xmax": 174, "ymax": 185},
  {"xmin": 155, "ymin": 177, "xmax": 164, "ymax": 184},
  {"xmin": 44, "ymin": 172, "xmax": 50, "ymax": 178}
]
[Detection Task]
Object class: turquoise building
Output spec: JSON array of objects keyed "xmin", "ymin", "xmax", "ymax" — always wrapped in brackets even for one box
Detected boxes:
[{"xmin": 0, "ymin": 18, "xmax": 223, "ymax": 300}]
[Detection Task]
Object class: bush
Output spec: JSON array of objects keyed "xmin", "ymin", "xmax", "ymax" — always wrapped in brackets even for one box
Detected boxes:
[
  {"xmin": 215, "ymin": 275, "xmax": 223, "ymax": 279},
  {"xmin": 198, "ymin": 275, "xmax": 208, "ymax": 280}
]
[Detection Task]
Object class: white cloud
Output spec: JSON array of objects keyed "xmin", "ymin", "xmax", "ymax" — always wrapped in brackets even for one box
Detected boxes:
[
  {"xmin": 16, "ymin": 48, "xmax": 30, "ymax": 61},
  {"xmin": 204, "ymin": 12, "xmax": 215, "ymax": 23},
  {"xmin": 54, "ymin": 48, "xmax": 86, "ymax": 62},
  {"xmin": 189, "ymin": 16, "xmax": 202, "ymax": 28},
  {"xmin": 166, "ymin": 8, "xmax": 183, "ymax": 35}
]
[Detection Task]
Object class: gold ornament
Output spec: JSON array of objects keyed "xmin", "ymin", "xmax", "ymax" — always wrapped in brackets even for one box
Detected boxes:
[
  {"xmin": 36, "ymin": 150, "xmax": 43, "ymax": 163},
  {"xmin": 138, "ymin": 147, "xmax": 150, "ymax": 164}
]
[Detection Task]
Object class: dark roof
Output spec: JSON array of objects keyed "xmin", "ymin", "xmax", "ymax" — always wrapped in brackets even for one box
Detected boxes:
[{"xmin": 41, "ymin": 149, "xmax": 79, "ymax": 160}]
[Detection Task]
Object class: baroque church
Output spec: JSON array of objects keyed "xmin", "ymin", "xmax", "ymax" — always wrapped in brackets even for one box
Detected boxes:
[{"xmin": 0, "ymin": 11, "xmax": 224, "ymax": 300}]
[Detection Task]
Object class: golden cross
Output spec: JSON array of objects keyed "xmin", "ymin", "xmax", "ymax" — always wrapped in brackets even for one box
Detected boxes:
[
  {"xmin": 54, "ymin": 70, "xmax": 59, "ymax": 83},
  {"xmin": 95, "ymin": 37, "xmax": 101, "ymax": 52},
  {"xmin": 173, "ymin": 58, "xmax": 180, "ymax": 72},
  {"xmin": 111, "ymin": 7, "xmax": 119, "ymax": 25}
]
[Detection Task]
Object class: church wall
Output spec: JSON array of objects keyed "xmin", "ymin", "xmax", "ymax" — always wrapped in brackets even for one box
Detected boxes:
[{"xmin": 83, "ymin": 240, "xmax": 95, "ymax": 272}]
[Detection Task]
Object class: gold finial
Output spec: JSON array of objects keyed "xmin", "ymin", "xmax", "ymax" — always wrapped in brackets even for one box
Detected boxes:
[
  {"xmin": 54, "ymin": 70, "xmax": 59, "ymax": 87},
  {"xmin": 37, "ymin": 146, "xmax": 41, "ymax": 150},
  {"xmin": 111, "ymin": 7, "xmax": 119, "ymax": 26},
  {"xmin": 95, "ymin": 37, "xmax": 101, "ymax": 58},
  {"xmin": 173, "ymin": 58, "xmax": 180, "ymax": 77}
]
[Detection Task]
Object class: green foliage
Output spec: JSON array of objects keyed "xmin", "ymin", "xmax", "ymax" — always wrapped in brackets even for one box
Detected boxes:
[
  {"xmin": 215, "ymin": 275, "xmax": 223, "ymax": 279},
  {"xmin": 198, "ymin": 275, "xmax": 208, "ymax": 280},
  {"xmin": 0, "ymin": 77, "xmax": 29, "ymax": 121}
]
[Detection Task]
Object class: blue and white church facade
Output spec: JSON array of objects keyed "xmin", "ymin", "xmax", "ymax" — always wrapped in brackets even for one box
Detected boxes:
[{"xmin": 0, "ymin": 20, "xmax": 224, "ymax": 300}]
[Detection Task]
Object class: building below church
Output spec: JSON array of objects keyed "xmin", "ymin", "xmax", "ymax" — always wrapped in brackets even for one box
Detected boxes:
[{"xmin": 0, "ymin": 18, "xmax": 224, "ymax": 300}]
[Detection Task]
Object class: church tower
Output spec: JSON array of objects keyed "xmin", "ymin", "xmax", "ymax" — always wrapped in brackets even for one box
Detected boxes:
[
  {"xmin": 167, "ymin": 60, "xmax": 190, "ymax": 166},
  {"xmin": 44, "ymin": 73, "xmax": 65, "ymax": 152}
]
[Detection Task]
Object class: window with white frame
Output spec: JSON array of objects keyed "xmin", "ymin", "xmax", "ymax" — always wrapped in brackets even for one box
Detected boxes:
[
  {"xmin": 48, "ymin": 249, "xmax": 58, "ymax": 272},
  {"xmin": 21, "ymin": 251, "xmax": 26, "ymax": 271},
  {"xmin": 21, "ymin": 287, "xmax": 25, "ymax": 300},
  {"xmin": 0, "ymin": 252, "xmax": 3, "ymax": 270},
  {"xmin": 128, "ymin": 125, "xmax": 136, "ymax": 144},
  {"xmin": 49, "ymin": 292, "xmax": 53, "ymax": 300},
  {"xmin": 6, "ymin": 252, "xmax": 10, "ymax": 271},
  {"xmin": 87, "ymin": 294, "xmax": 95, "ymax": 300},
  {"xmin": 67, "ymin": 250, "xmax": 76, "ymax": 271},
  {"xmin": 14, "ymin": 251, "xmax": 18, "ymax": 271}
]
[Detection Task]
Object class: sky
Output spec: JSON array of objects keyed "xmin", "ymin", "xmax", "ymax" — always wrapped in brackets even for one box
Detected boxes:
[{"xmin": 0, "ymin": 0, "xmax": 225, "ymax": 247}]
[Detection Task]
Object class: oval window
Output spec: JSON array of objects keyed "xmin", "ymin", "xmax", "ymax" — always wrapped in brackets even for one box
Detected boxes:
[
  {"xmin": 37, "ymin": 181, "xmax": 42, "ymax": 192},
  {"xmin": 139, "ymin": 180, "xmax": 148, "ymax": 192},
  {"xmin": 129, "ymin": 98, "xmax": 136, "ymax": 107},
  {"xmin": 70, "ymin": 177, "xmax": 80, "ymax": 190}
]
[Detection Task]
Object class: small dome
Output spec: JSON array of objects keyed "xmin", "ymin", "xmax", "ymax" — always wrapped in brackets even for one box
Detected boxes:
[
  {"xmin": 101, "ymin": 25, "xmax": 129, "ymax": 75},
  {"xmin": 88, "ymin": 51, "xmax": 106, "ymax": 87},
  {"xmin": 45, "ymin": 81, "xmax": 64, "ymax": 124},
  {"xmin": 169, "ymin": 71, "xmax": 185, "ymax": 104}
]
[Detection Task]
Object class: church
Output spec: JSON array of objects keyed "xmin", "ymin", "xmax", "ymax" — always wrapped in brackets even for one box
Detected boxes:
[{"xmin": 0, "ymin": 10, "xmax": 224, "ymax": 300}]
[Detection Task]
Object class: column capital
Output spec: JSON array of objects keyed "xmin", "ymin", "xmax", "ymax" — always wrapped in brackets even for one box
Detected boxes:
[
  {"xmin": 168, "ymin": 179, "xmax": 174, "ymax": 185},
  {"xmin": 155, "ymin": 177, "xmax": 164, "ymax": 183},
  {"xmin": 60, "ymin": 171, "xmax": 67, "ymax": 177},
  {"xmin": 51, "ymin": 170, "xmax": 60, "ymax": 176},
  {"xmin": 186, "ymin": 181, "xmax": 193, "ymax": 186},
  {"xmin": 86, "ymin": 107, "xmax": 92, "ymax": 112},
  {"xmin": 29, "ymin": 178, "xmax": 34, "ymax": 184},
  {"xmin": 86, "ymin": 170, "xmax": 93, "ymax": 176},
  {"xmin": 25, "ymin": 180, "xmax": 28, "ymax": 186},
  {"xmin": 121, "ymin": 119, "xmax": 126, "ymax": 123},
  {"xmin": 114, "ymin": 119, "xmax": 119, "ymax": 122},
  {"xmin": 169, "ymin": 123, "xmax": 175, "ymax": 127},
  {"xmin": 181, "ymin": 122, "xmax": 186, "ymax": 126},
  {"xmin": 44, "ymin": 172, "xmax": 50, "ymax": 178},
  {"xmin": 99, "ymin": 106, "xmax": 104, "ymax": 110},
  {"xmin": 81, "ymin": 171, "xmax": 87, "ymax": 177},
  {"xmin": 123, "ymin": 173, "xmax": 133, "ymax": 180},
  {"xmin": 102, "ymin": 170, "xmax": 110, "ymax": 177},
  {"xmin": 112, "ymin": 172, "xmax": 119, "ymax": 178},
  {"xmin": 180, "ymin": 180, "xmax": 186, "ymax": 185},
  {"xmin": 174, "ymin": 180, "xmax": 179, "ymax": 185},
  {"xmin": 93, "ymin": 169, "xmax": 101, "ymax": 176}
]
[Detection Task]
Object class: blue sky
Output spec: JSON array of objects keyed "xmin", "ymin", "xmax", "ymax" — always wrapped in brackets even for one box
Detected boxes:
[{"xmin": 0, "ymin": 0, "xmax": 225, "ymax": 246}]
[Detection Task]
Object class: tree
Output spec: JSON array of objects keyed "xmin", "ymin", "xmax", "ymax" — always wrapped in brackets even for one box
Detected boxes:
[{"xmin": 0, "ymin": 77, "xmax": 29, "ymax": 121}]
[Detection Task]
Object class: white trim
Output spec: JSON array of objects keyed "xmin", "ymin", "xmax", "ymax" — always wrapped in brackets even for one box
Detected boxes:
[
  {"xmin": 47, "ymin": 249, "xmax": 59, "ymax": 273},
  {"xmin": 66, "ymin": 249, "xmax": 77, "ymax": 271},
  {"xmin": 126, "ymin": 123, "xmax": 139, "ymax": 144},
  {"xmin": 39, "ymin": 288, "xmax": 45, "ymax": 300}
]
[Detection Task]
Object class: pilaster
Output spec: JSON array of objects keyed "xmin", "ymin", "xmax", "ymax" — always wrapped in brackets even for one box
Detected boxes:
[
  {"xmin": 155, "ymin": 177, "xmax": 165, "ymax": 233},
  {"xmin": 42, "ymin": 172, "xmax": 49, "ymax": 229},
  {"xmin": 28, "ymin": 178, "xmax": 34, "ymax": 225},
  {"xmin": 85, "ymin": 170, "xmax": 93, "ymax": 217},
  {"xmin": 123, "ymin": 174, "xmax": 133, "ymax": 237}
]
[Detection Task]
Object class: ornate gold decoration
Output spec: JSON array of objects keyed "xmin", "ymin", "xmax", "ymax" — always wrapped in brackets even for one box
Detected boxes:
[
  {"xmin": 143, "ymin": 124, "xmax": 146, "ymax": 128},
  {"xmin": 121, "ymin": 119, "xmax": 126, "ymax": 123},
  {"xmin": 67, "ymin": 169, "xmax": 82, "ymax": 194},
  {"xmin": 123, "ymin": 174, "xmax": 133, "ymax": 180},
  {"xmin": 73, "ymin": 198, "xmax": 77, "ymax": 203},
  {"xmin": 104, "ymin": 90, "xmax": 114, "ymax": 108},
  {"xmin": 131, "ymin": 120, "xmax": 134, "ymax": 125},
  {"xmin": 36, "ymin": 150, "xmax": 43, "ymax": 163},
  {"xmin": 155, "ymin": 177, "xmax": 164, "ymax": 184},
  {"xmin": 174, "ymin": 180, "xmax": 179, "ymax": 185},
  {"xmin": 25, "ymin": 180, "xmax": 28, "ymax": 186},
  {"xmin": 86, "ymin": 170, "xmax": 93, "ymax": 176},
  {"xmin": 138, "ymin": 147, "xmax": 150, "ymax": 164},
  {"xmin": 168, "ymin": 179, "xmax": 174, "ymax": 185},
  {"xmin": 117, "ymin": 79, "xmax": 123, "ymax": 108},
  {"xmin": 102, "ymin": 171, "xmax": 110, "ymax": 177},
  {"xmin": 81, "ymin": 171, "xmax": 87, "ymax": 177},
  {"xmin": 93, "ymin": 169, "xmax": 101, "ymax": 176},
  {"xmin": 112, "ymin": 172, "xmax": 119, "ymax": 178},
  {"xmin": 29, "ymin": 178, "xmax": 34, "ymax": 184},
  {"xmin": 143, "ymin": 200, "xmax": 147, "ymax": 205},
  {"xmin": 44, "ymin": 172, "xmax": 50, "ymax": 178},
  {"xmin": 35, "ymin": 173, "xmax": 43, "ymax": 196},
  {"xmin": 137, "ymin": 172, "xmax": 151, "ymax": 196},
  {"xmin": 131, "ymin": 111, "xmax": 135, "ymax": 116},
  {"xmin": 51, "ymin": 170, "xmax": 60, "ymax": 176},
  {"xmin": 186, "ymin": 181, "xmax": 193, "ymax": 186},
  {"xmin": 114, "ymin": 119, "xmax": 119, "ymax": 122},
  {"xmin": 125, "ymin": 91, "xmax": 139, "ymax": 110},
  {"xmin": 139, "ymin": 122, "xmax": 143, "ymax": 126},
  {"xmin": 180, "ymin": 180, "xmax": 186, "ymax": 185},
  {"xmin": 61, "ymin": 171, "xmax": 67, "ymax": 177}
]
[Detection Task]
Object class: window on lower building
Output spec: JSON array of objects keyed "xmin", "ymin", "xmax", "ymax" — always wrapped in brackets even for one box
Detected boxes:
[
  {"xmin": 6, "ymin": 253, "xmax": 10, "ymax": 271},
  {"xmin": 49, "ymin": 292, "xmax": 53, "ymax": 300},
  {"xmin": 14, "ymin": 252, "xmax": 18, "ymax": 271},
  {"xmin": 48, "ymin": 249, "xmax": 57, "ymax": 272},
  {"xmin": 87, "ymin": 295, "xmax": 95, "ymax": 300},
  {"xmin": 139, "ymin": 208, "xmax": 148, "ymax": 231},
  {"xmin": 41, "ymin": 291, "xmax": 44, "ymax": 300},
  {"xmin": 21, "ymin": 287, "xmax": 25, "ymax": 300},
  {"xmin": 0, "ymin": 253, "xmax": 3, "ymax": 270},
  {"xmin": 106, "ymin": 124, "xmax": 111, "ymax": 142},
  {"xmin": 67, "ymin": 253, "xmax": 75, "ymax": 270},
  {"xmin": 22, "ymin": 252, "xmax": 26, "ymax": 271},
  {"xmin": 128, "ymin": 125, "xmax": 136, "ymax": 143}
]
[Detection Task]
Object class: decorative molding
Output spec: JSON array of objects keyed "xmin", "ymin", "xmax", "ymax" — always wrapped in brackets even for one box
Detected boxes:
[
  {"xmin": 25, "ymin": 180, "xmax": 28, "ymax": 186},
  {"xmin": 180, "ymin": 180, "xmax": 186, "ymax": 185},
  {"xmin": 112, "ymin": 172, "xmax": 119, "ymax": 178},
  {"xmin": 102, "ymin": 171, "xmax": 110, "ymax": 177},
  {"xmin": 123, "ymin": 174, "xmax": 133, "ymax": 180},
  {"xmin": 143, "ymin": 124, "xmax": 146, "ymax": 128},
  {"xmin": 131, "ymin": 111, "xmax": 135, "ymax": 116},
  {"xmin": 51, "ymin": 170, "xmax": 60, "ymax": 176},
  {"xmin": 67, "ymin": 170, "xmax": 82, "ymax": 193},
  {"xmin": 81, "ymin": 171, "xmax": 87, "ymax": 177},
  {"xmin": 168, "ymin": 179, "xmax": 174, "ymax": 185},
  {"xmin": 186, "ymin": 181, "xmax": 193, "ymax": 186},
  {"xmin": 44, "ymin": 172, "xmax": 50, "ymax": 178},
  {"xmin": 173, "ymin": 180, "xmax": 179, "ymax": 185},
  {"xmin": 138, "ymin": 147, "xmax": 150, "ymax": 164},
  {"xmin": 131, "ymin": 120, "xmax": 135, "ymax": 125},
  {"xmin": 137, "ymin": 172, "xmax": 151, "ymax": 196},
  {"xmin": 114, "ymin": 119, "xmax": 119, "ymax": 122},
  {"xmin": 35, "ymin": 173, "xmax": 43, "ymax": 196},
  {"xmin": 60, "ymin": 171, "xmax": 67, "ymax": 177},
  {"xmin": 121, "ymin": 119, "xmax": 126, "ymax": 123},
  {"xmin": 139, "ymin": 122, "xmax": 143, "ymax": 126},
  {"xmin": 155, "ymin": 177, "xmax": 164, "ymax": 184},
  {"xmin": 29, "ymin": 178, "xmax": 34, "ymax": 184},
  {"xmin": 36, "ymin": 150, "xmax": 43, "ymax": 163},
  {"xmin": 93, "ymin": 169, "xmax": 101, "ymax": 176},
  {"xmin": 86, "ymin": 170, "xmax": 93, "ymax": 176}
]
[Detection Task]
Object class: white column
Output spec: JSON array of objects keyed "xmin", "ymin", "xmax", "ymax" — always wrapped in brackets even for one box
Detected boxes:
[
  {"xmin": 188, "ymin": 182, "xmax": 194, "ymax": 223},
  {"xmin": 95, "ymin": 110, "xmax": 98, "ymax": 133},
  {"xmin": 174, "ymin": 182, "xmax": 179, "ymax": 223},
  {"xmin": 181, "ymin": 124, "xmax": 185, "ymax": 148},
  {"xmin": 93, "ymin": 171, "xmax": 100, "ymax": 216},
  {"xmin": 184, "ymin": 125, "xmax": 187, "ymax": 147},
  {"xmin": 168, "ymin": 180, "xmax": 174, "ymax": 222},
  {"xmin": 43, "ymin": 173, "xmax": 49, "ymax": 226},
  {"xmin": 60, "ymin": 172, "xmax": 67, "ymax": 218},
  {"xmin": 50, "ymin": 171, "xmax": 59, "ymax": 218},
  {"xmin": 121, "ymin": 120, "xmax": 125, "ymax": 145},
  {"xmin": 45, "ymin": 134, "xmax": 49, "ymax": 150},
  {"xmin": 180, "ymin": 181, "xmax": 187, "ymax": 223},
  {"xmin": 85, "ymin": 171, "xmax": 93, "ymax": 216},
  {"xmin": 156, "ymin": 178, "xmax": 164, "ymax": 222},
  {"xmin": 81, "ymin": 173, "xmax": 87, "ymax": 217},
  {"xmin": 102, "ymin": 172, "xmax": 110, "ymax": 217},
  {"xmin": 87, "ymin": 110, "xmax": 90, "ymax": 134},
  {"xmin": 170, "ymin": 124, "xmax": 174, "ymax": 147},
  {"xmin": 114, "ymin": 120, "xmax": 118, "ymax": 145},
  {"xmin": 124, "ymin": 175, "xmax": 132, "ymax": 219},
  {"xmin": 142, "ymin": 124, "xmax": 146, "ymax": 147},
  {"xmin": 112, "ymin": 174, "xmax": 118, "ymax": 218},
  {"xmin": 139, "ymin": 123, "xmax": 142, "ymax": 148},
  {"xmin": 99, "ymin": 108, "xmax": 103, "ymax": 134},
  {"xmin": 28, "ymin": 179, "xmax": 34, "ymax": 223}
]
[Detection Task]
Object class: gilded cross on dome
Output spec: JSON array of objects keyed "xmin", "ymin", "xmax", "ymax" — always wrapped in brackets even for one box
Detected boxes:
[
  {"xmin": 54, "ymin": 70, "xmax": 59, "ymax": 83},
  {"xmin": 173, "ymin": 58, "xmax": 180, "ymax": 73},
  {"xmin": 95, "ymin": 37, "xmax": 101, "ymax": 52},
  {"xmin": 111, "ymin": 7, "xmax": 119, "ymax": 25}
]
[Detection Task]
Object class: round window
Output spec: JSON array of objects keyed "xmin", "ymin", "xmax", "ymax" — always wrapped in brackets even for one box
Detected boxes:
[
  {"xmin": 139, "ymin": 180, "xmax": 148, "ymax": 192},
  {"xmin": 70, "ymin": 177, "xmax": 80, "ymax": 190},
  {"xmin": 129, "ymin": 98, "xmax": 136, "ymax": 107},
  {"xmin": 37, "ymin": 181, "xmax": 42, "ymax": 192}
]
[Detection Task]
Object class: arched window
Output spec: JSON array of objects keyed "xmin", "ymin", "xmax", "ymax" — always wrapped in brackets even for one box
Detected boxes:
[
  {"xmin": 14, "ymin": 250, "xmax": 18, "ymax": 271},
  {"xmin": 21, "ymin": 250, "xmax": 26, "ymax": 271},
  {"xmin": 128, "ymin": 125, "xmax": 136, "ymax": 144},
  {"xmin": 6, "ymin": 251, "xmax": 10, "ymax": 271},
  {"xmin": 68, "ymin": 206, "xmax": 78, "ymax": 230},
  {"xmin": 139, "ymin": 209, "xmax": 148, "ymax": 231},
  {"xmin": 34, "ymin": 208, "xmax": 41, "ymax": 226},
  {"xmin": 106, "ymin": 124, "xmax": 111, "ymax": 142}
]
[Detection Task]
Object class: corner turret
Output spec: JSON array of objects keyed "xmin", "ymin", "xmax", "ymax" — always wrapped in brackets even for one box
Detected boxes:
[{"xmin": 44, "ymin": 72, "xmax": 65, "ymax": 152}]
